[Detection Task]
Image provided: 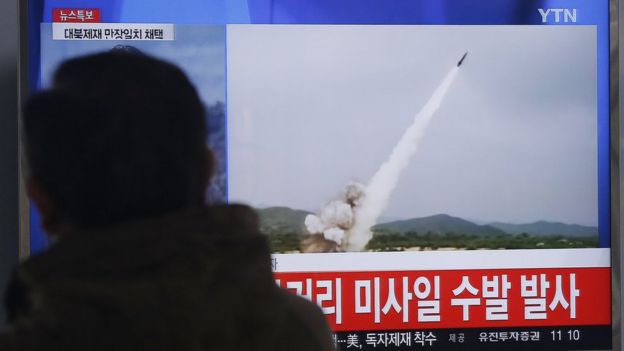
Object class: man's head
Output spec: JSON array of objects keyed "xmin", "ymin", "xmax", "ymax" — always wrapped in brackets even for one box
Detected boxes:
[{"xmin": 24, "ymin": 51, "xmax": 211, "ymax": 234}]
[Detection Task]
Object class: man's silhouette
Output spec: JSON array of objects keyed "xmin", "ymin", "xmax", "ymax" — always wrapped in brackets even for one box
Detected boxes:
[{"xmin": 1, "ymin": 51, "xmax": 334, "ymax": 351}]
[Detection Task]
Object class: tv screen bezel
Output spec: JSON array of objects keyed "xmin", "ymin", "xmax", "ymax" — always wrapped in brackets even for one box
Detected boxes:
[{"xmin": 17, "ymin": 0, "xmax": 623, "ymax": 349}]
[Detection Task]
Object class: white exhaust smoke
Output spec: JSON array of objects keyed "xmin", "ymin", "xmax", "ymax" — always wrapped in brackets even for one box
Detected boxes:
[
  {"xmin": 304, "ymin": 182, "xmax": 365, "ymax": 248},
  {"xmin": 304, "ymin": 66, "xmax": 460, "ymax": 252}
]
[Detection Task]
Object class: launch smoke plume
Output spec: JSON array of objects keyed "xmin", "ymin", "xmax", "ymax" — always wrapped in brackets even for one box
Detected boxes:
[
  {"xmin": 347, "ymin": 67, "xmax": 460, "ymax": 250},
  {"xmin": 304, "ymin": 66, "xmax": 460, "ymax": 252}
]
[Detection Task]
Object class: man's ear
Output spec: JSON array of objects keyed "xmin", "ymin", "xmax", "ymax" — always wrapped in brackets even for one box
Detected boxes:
[{"xmin": 26, "ymin": 177, "xmax": 62, "ymax": 235}]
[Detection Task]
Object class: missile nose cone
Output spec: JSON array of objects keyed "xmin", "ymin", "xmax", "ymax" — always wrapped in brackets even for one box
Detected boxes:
[{"xmin": 457, "ymin": 52, "xmax": 468, "ymax": 67}]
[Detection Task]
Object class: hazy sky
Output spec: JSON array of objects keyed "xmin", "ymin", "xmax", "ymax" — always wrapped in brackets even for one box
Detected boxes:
[
  {"xmin": 227, "ymin": 25, "xmax": 597, "ymax": 226},
  {"xmin": 41, "ymin": 25, "xmax": 225, "ymax": 105}
]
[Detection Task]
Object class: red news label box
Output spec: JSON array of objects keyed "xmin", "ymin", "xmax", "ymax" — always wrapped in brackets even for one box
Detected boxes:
[{"xmin": 53, "ymin": 8, "xmax": 101, "ymax": 23}]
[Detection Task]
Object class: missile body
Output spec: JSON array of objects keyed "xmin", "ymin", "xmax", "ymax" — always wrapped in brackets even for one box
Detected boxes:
[{"xmin": 457, "ymin": 52, "xmax": 468, "ymax": 67}]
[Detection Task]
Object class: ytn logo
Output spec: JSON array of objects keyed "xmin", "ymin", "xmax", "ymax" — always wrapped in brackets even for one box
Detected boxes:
[{"xmin": 538, "ymin": 8, "xmax": 577, "ymax": 23}]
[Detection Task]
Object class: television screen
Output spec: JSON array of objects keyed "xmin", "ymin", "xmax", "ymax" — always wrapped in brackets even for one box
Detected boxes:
[{"xmin": 23, "ymin": 0, "xmax": 615, "ymax": 349}]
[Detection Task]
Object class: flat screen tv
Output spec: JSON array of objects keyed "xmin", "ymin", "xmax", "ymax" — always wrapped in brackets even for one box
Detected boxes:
[{"xmin": 19, "ymin": 0, "xmax": 622, "ymax": 349}]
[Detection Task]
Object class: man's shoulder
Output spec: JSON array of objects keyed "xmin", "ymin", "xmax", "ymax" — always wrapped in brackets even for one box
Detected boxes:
[
  {"xmin": 20, "ymin": 205, "xmax": 265, "ymax": 278},
  {"xmin": 0, "ymin": 331, "xmax": 17, "ymax": 350},
  {"xmin": 274, "ymin": 289, "xmax": 336, "ymax": 351},
  {"xmin": 6, "ymin": 206, "xmax": 336, "ymax": 350}
]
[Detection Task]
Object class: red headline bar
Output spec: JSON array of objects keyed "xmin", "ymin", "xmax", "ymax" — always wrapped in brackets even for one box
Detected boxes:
[
  {"xmin": 275, "ymin": 268, "xmax": 610, "ymax": 331},
  {"xmin": 52, "ymin": 8, "xmax": 101, "ymax": 23}
]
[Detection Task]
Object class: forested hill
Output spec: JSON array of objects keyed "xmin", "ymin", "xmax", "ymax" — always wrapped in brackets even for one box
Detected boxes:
[
  {"xmin": 256, "ymin": 206, "xmax": 598, "ymax": 237},
  {"xmin": 488, "ymin": 221, "xmax": 597, "ymax": 237},
  {"xmin": 374, "ymin": 214, "xmax": 505, "ymax": 236},
  {"xmin": 256, "ymin": 206, "xmax": 312, "ymax": 235}
]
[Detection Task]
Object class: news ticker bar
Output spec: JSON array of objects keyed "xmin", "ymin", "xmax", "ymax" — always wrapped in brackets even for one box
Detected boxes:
[
  {"xmin": 52, "ymin": 23, "xmax": 175, "ymax": 40},
  {"xmin": 332, "ymin": 325, "xmax": 611, "ymax": 350}
]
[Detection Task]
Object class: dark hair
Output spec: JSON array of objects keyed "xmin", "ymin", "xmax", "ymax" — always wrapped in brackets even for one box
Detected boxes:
[{"xmin": 23, "ymin": 51, "xmax": 208, "ymax": 229}]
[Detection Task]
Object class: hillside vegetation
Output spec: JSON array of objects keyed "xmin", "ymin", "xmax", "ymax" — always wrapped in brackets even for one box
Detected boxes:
[{"xmin": 256, "ymin": 207, "xmax": 598, "ymax": 253}]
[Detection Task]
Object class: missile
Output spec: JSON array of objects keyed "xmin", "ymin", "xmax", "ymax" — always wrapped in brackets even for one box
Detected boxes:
[{"xmin": 457, "ymin": 52, "xmax": 468, "ymax": 67}]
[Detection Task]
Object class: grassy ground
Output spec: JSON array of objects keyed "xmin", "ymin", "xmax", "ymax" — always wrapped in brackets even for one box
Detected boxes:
[{"xmin": 266, "ymin": 230, "xmax": 598, "ymax": 253}]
